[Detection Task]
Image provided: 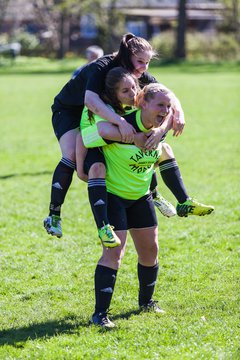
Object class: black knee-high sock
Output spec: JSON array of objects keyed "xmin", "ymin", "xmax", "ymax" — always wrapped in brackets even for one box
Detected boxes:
[
  {"xmin": 94, "ymin": 265, "xmax": 117, "ymax": 313},
  {"xmin": 88, "ymin": 178, "xmax": 109, "ymax": 229},
  {"xmin": 159, "ymin": 158, "xmax": 188, "ymax": 204},
  {"xmin": 49, "ymin": 157, "xmax": 75, "ymax": 216},
  {"xmin": 150, "ymin": 171, "xmax": 159, "ymax": 199},
  {"xmin": 138, "ymin": 263, "xmax": 159, "ymax": 306}
]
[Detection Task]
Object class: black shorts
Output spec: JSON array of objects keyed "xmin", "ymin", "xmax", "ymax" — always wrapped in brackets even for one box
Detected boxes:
[
  {"xmin": 52, "ymin": 107, "xmax": 84, "ymax": 140},
  {"xmin": 107, "ymin": 192, "xmax": 157, "ymax": 231},
  {"xmin": 84, "ymin": 147, "xmax": 106, "ymax": 174}
]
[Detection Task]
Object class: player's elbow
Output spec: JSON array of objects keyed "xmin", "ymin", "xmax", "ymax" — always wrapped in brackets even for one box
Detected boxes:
[
  {"xmin": 84, "ymin": 93, "xmax": 91, "ymax": 108},
  {"xmin": 97, "ymin": 123, "xmax": 108, "ymax": 138}
]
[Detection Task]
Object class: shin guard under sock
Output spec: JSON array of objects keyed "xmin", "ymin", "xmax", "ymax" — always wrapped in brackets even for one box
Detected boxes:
[
  {"xmin": 88, "ymin": 178, "xmax": 109, "ymax": 228},
  {"xmin": 159, "ymin": 158, "xmax": 188, "ymax": 203},
  {"xmin": 138, "ymin": 262, "xmax": 159, "ymax": 306},
  {"xmin": 49, "ymin": 157, "xmax": 75, "ymax": 216},
  {"xmin": 94, "ymin": 265, "xmax": 117, "ymax": 313}
]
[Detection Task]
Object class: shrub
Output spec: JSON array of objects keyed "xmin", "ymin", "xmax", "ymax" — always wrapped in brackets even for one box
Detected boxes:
[
  {"xmin": 151, "ymin": 31, "xmax": 240, "ymax": 62},
  {"xmin": 14, "ymin": 30, "xmax": 42, "ymax": 55},
  {"xmin": 187, "ymin": 32, "xmax": 240, "ymax": 61},
  {"xmin": 151, "ymin": 31, "xmax": 175, "ymax": 61}
]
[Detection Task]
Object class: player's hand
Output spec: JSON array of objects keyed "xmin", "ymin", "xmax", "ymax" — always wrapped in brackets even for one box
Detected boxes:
[
  {"xmin": 172, "ymin": 109, "xmax": 185, "ymax": 137},
  {"xmin": 134, "ymin": 132, "xmax": 148, "ymax": 149},
  {"xmin": 144, "ymin": 128, "xmax": 165, "ymax": 150},
  {"xmin": 118, "ymin": 118, "xmax": 136, "ymax": 143}
]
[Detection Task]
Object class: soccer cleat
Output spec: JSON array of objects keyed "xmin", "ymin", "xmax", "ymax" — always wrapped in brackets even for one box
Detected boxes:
[
  {"xmin": 90, "ymin": 311, "xmax": 116, "ymax": 328},
  {"xmin": 140, "ymin": 300, "xmax": 165, "ymax": 314},
  {"xmin": 176, "ymin": 198, "xmax": 214, "ymax": 217},
  {"xmin": 98, "ymin": 224, "xmax": 121, "ymax": 248},
  {"xmin": 43, "ymin": 215, "xmax": 62, "ymax": 238},
  {"xmin": 153, "ymin": 195, "xmax": 177, "ymax": 217}
]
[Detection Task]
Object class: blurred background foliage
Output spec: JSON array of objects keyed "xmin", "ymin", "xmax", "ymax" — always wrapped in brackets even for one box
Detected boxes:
[{"xmin": 0, "ymin": 0, "xmax": 239, "ymax": 62}]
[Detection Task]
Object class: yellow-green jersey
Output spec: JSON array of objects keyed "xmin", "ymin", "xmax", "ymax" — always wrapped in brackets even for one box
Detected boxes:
[
  {"xmin": 80, "ymin": 105, "xmax": 134, "ymax": 148},
  {"xmin": 82, "ymin": 108, "xmax": 162, "ymax": 200},
  {"xmin": 80, "ymin": 106, "xmax": 108, "ymax": 148}
]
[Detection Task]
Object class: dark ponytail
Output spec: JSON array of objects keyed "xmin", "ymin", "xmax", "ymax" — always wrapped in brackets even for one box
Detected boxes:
[{"xmin": 114, "ymin": 33, "xmax": 136, "ymax": 72}]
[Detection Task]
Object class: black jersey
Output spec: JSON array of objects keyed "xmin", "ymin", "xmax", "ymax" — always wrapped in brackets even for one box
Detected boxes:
[{"xmin": 52, "ymin": 54, "xmax": 157, "ymax": 112}]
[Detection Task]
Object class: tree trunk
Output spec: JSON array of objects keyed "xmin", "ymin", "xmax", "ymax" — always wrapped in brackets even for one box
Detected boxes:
[
  {"xmin": 175, "ymin": 0, "xmax": 187, "ymax": 59},
  {"xmin": 232, "ymin": 0, "xmax": 240, "ymax": 40},
  {"xmin": 57, "ymin": 9, "xmax": 70, "ymax": 59},
  {"xmin": 106, "ymin": 0, "xmax": 118, "ymax": 53}
]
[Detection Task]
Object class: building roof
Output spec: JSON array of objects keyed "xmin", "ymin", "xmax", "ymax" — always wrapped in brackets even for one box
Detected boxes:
[{"xmin": 119, "ymin": 8, "xmax": 223, "ymax": 21}]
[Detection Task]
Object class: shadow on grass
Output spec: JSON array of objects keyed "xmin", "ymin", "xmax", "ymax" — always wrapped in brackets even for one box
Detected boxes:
[
  {"xmin": 0, "ymin": 315, "xmax": 88, "ymax": 347},
  {"xmin": 0, "ymin": 171, "xmax": 52, "ymax": 180},
  {"xmin": 112, "ymin": 308, "xmax": 141, "ymax": 321},
  {"xmin": 0, "ymin": 309, "xmax": 141, "ymax": 344}
]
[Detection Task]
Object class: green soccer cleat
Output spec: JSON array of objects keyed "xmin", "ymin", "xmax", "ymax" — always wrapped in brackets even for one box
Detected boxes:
[
  {"xmin": 98, "ymin": 224, "xmax": 121, "ymax": 248},
  {"xmin": 44, "ymin": 215, "xmax": 62, "ymax": 238},
  {"xmin": 90, "ymin": 311, "xmax": 116, "ymax": 328},
  {"xmin": 140, "ymin": 300, "xmax": 165, "ymax": 314},
  {"xmin": 153, "ymin": 195, "xmax": 177, "ymax": 218},
  {"xmin": 176, "ymin": 198, "xmax": 215, "ymax": 217}
]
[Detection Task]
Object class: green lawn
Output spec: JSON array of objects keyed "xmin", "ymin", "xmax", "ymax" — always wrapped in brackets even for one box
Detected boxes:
[{"xmin": 0, "ymin": 60, "xmax": 239, "ymax": 359}]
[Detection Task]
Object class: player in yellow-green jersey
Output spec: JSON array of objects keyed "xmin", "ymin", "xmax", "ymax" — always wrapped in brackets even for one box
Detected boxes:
[
  {"xmin": 86, "ymin": 81, "xmax": 172, "ymax": 327},
  {"xmin": 77, "ymin": 70, "xmax": 214, "ymax": 327}
]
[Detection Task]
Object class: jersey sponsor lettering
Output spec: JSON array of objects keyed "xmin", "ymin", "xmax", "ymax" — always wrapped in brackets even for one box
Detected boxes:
[{"xmin": 129, "ymin": 149, "xmax": 160, "ymax": 173}]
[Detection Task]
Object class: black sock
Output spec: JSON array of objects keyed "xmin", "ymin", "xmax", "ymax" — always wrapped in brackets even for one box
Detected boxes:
[
  {"xmin": 94, "ymin": 265, "xmax": 117, "ymax": 313},
  {"xmin": 49, "ymin": 157, "xmax": 75, "ymax": 216},
  {"xmin": 159, "ymin": 158, "xmax": 188, "ymax": 204},
  {"xmin": 150, "ymin": 171, "xmax": 159, "ymax": 199},
  {"xmin": 88, "ymin": 178, "xmax": 109, "ymax": 228},
  {"xmin": 138, "ymin": 263, "xmax": 159, "ymax": 306}
]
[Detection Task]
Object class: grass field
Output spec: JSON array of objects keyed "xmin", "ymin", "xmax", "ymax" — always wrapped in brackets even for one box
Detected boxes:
[{"xmin": 0, "ymin": 59, "xmax": 240, "ymax": 359}]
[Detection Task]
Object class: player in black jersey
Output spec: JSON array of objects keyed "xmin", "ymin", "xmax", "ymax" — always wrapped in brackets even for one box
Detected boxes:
[{"xmin": 44, "ymin": 33, "xmax": 185, "ymax": 238}]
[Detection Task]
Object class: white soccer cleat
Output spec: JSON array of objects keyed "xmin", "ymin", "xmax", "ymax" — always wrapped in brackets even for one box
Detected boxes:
[{"xmin": 153, "ymin": 195, "xmax": 177, "ymax": 217}]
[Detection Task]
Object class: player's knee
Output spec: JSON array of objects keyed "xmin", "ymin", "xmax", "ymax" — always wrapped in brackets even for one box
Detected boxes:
[
  {"xmin": 140, "ymin": 243, "xmax": 158, "ymax": 265},
  {"xmin": 100, "ymin": 249, "xmax": 123, "ymax": 270},
  {"xmin": 89, "ymin": 162, "xmax": 106, "ymax": 178},
  {"xmin": 161, "ymin": 142, "xmax": 174, "ymax": 159},
  {"xmin": 61, "ymin": 148, "xmax": 76, "ymax": 162}
]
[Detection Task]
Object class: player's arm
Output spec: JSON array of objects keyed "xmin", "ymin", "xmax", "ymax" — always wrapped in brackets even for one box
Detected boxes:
[
  {"xmin": 170, "ymin": 94, "xmax": 185, "ymax": 137},
  {"xmin": 82, "ymin": 121, "xmax": 145, "ymax": 148},
  {"xmin": 97, "ymin": 121, "xmax": 147, "ymax": 148},
  {"xmin": 84, "ymin": 90, "xmax": 135, "ymax": 143}
]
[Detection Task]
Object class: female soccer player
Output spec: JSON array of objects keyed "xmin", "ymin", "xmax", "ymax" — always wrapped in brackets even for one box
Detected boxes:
[
  {"xmin": 43, "ymin": 33, "xmax": 185, "ymax": 238},
  {"xmin": 84, "ymin": 84, "xmax": 180, "ymax": 327},
  {"xmin": 78, "ymin": 68, "xmax": 214, "ymax": 249},
  {"xmin": 81, "ymin": 80, "xmax": 214, "ymax": 328}
]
